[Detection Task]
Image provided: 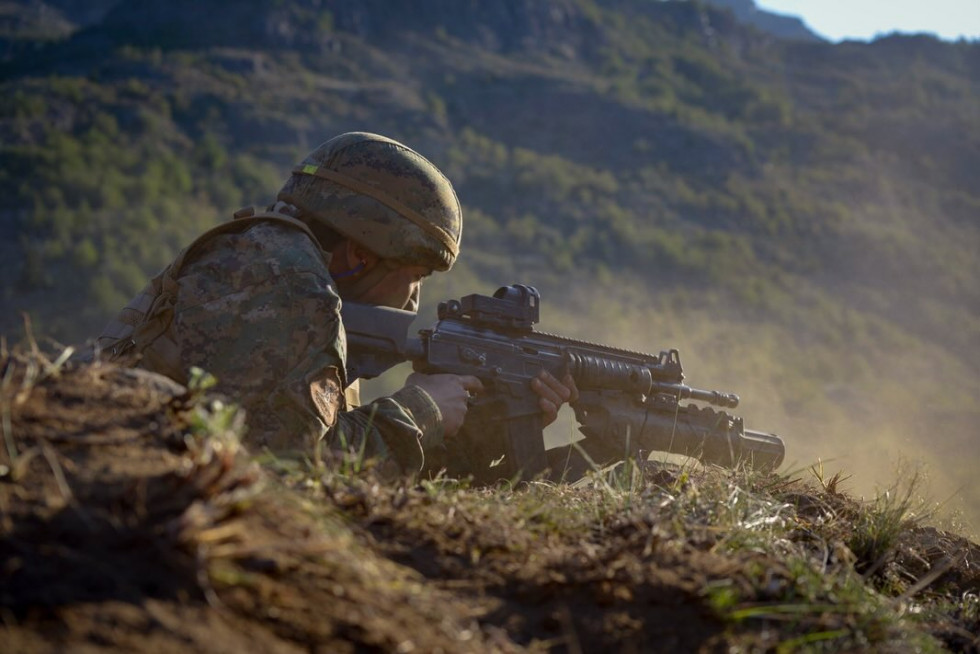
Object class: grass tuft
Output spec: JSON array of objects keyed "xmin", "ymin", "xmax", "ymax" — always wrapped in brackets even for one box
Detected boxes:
[{"xmin": 849, "ymin": 467, "xmax": 928, "ymax": 578}]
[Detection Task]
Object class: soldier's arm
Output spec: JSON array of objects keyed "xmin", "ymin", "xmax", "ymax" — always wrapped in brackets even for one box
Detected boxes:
[
  {"xmin": 171, "ymin": 223, "xmax": 439, "ymax": 470},
  {"xmin": 330, "ymin": 385, "xmax": 441, "ymax": 471}
]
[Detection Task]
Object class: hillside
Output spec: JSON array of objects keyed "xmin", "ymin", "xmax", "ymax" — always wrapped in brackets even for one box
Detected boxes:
[
  {"xmin": 1, "ymin": 1, "xmax": 978, "ymax": 533},
  {"xmin": 2, "ymin": 346, "xmax": 978, "ymax": 651}
]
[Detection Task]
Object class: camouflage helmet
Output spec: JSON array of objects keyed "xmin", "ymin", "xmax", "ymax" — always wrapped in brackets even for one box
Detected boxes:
[{"xmin": 278, "ymin": 132, "xmax": 461, "ymax": 271}]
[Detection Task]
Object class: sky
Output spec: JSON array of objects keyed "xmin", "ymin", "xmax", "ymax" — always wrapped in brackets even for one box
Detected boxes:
[{"xmin": 754, "ymin": 0, "xmax": 980, "ymax": 42}]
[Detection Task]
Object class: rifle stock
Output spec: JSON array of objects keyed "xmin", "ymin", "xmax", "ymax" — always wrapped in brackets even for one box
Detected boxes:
[{"xmin": 341, "ymin": 285, "xmax": 786, "ymax": 480}]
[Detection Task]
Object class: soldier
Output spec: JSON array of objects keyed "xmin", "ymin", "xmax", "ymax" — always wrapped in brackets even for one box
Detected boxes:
[{"xmin": 96, "ymin": 132, "xmax": 575, "ymax": 474}]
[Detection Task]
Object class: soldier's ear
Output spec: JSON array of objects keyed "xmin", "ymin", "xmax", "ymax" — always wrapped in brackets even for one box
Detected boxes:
[{"xmin": 347, "ymin": 240, "xmax": 380, "ymax": 272}]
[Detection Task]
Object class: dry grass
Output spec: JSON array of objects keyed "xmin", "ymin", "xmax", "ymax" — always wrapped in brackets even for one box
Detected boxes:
[{"xmin": 1, "ymin": 344, "xmax": 977, "ymax": 652}]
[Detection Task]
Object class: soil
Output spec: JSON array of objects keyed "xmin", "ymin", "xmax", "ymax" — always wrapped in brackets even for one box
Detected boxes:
[{"xmin": 2, "ymin": 352, "xmax": 978, "ymax": 652}]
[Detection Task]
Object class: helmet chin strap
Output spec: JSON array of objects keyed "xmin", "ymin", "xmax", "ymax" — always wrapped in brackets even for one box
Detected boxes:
[
  {"xmin": 404, "ymin": 284, "xmax": 420, "ymax": 313},
  {"xmin": 331, "ymin": 261, "xmax": 366, "ymax": 280}
]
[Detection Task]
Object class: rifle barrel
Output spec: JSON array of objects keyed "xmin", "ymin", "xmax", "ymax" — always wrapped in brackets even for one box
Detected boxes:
[{"xmin": 651, "ymin": 383, "xmax": 740, "ymax": 409}]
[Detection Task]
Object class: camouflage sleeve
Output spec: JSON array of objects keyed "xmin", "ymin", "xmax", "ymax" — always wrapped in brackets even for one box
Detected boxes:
[
  {"xmin": 171, "ymin": 221, "xmax": 438, "ymax": 470},
  {"xmin": 333, "ymin": 385, "xmax": 443, "ymax": 470}
]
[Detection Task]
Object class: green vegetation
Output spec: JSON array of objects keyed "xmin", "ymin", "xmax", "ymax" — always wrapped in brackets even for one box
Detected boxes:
[{"xmin": 1, "ymin": 69, "xmax": 283, "ymax": 336}]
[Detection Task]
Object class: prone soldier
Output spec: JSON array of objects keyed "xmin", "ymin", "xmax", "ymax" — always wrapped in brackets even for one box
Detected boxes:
[{"xmin": 96, "ymin": 132, "xmax": 576, "ymax": 473}]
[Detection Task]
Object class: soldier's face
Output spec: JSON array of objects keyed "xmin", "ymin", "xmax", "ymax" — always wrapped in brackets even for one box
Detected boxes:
[{"xmin": 358, "ymin": 264, "xmax": 432, "ymax": 310}]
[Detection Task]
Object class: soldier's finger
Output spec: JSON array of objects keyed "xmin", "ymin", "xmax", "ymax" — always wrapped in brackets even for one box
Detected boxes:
[
  {"xmin": 458, "ymin": 375, "xmax": 485, "ymax": 394},
  {"xmin": 537, "ymin": 370, "xmax": 572, "ymax": 402},
  {"xmin": 539, "ymin": 397, "xmax": 560, "ymax": 426},
  {"xmin": 562, "ymin": 372, "xmax": 580, "ymax": 403},
  {"xmin": 531, "ymin": 376, "xmax": 564, "ymax": 406}
]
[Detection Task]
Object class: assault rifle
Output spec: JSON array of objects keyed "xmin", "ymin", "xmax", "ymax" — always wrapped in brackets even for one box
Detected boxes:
[{"xmin": 341, "ymin": 284, "xmax": 785, "ymax": 482}]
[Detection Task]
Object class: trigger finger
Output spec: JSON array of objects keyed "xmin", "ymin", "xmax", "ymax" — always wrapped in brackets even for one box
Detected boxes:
[
  {"xmin": 532, "ymin": 377, "xmax": 563, "ymax": 405},
  {"xmin": 538, "ymin": 370, "xmax": 572, "ymax": 402}
]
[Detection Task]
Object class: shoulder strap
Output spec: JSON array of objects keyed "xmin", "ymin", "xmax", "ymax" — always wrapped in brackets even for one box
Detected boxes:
[
  {"xmin": 166, "ymin": 207, "xmax": 322, "ymax": 279},
  {"xmin": 100, "ymin": 208, "xmax": 324, "ymax": 377}
]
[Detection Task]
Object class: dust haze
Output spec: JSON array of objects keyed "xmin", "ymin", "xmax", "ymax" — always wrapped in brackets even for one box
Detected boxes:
[{"xmin": 543, "ymin": 278, "xmax": 979, "ymax": 538}]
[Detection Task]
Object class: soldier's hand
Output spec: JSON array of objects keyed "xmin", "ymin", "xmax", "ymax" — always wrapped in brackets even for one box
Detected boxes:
[
  {"xmin": 531, "ymin": 370, "xmax": 579, "ymax": 427},
  {"xmin": 405, "ymin": 372, "xmax": 484, "ymax": 438}
]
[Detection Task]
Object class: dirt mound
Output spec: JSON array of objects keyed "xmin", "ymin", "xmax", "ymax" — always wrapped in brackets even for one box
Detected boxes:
[
  {"xmin": 0, "ymin": 352, "xmax": 507, "ymax": 652},
  {"xmin": 2, "ymin": 347, "xmax": 978, "ymax": 652}
]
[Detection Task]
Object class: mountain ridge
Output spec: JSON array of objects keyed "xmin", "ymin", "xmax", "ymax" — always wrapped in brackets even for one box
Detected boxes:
[{"xmin": 705, "ymin": 0, "xmax": 822, "ymax": 42}]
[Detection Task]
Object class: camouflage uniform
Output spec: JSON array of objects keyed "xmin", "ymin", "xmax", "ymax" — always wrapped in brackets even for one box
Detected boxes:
[{"xmin": 97, "ymin": 133, "xmax": 462, "ymax": 472}]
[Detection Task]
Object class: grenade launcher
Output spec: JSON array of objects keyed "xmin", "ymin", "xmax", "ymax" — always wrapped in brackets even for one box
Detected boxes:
[{"xmin": 341, "ymin": 284, "xmax": 785, "ymax": 482}]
